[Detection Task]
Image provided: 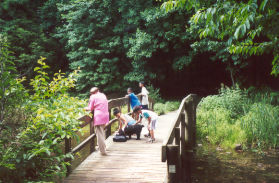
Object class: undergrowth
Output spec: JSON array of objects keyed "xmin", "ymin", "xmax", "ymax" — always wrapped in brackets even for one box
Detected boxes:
[{"xmin": 197, "ymin": 85, "xmax": 279, "ymax": 150}]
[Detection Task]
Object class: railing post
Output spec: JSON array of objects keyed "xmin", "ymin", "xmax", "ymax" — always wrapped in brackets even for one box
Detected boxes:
[
  {"xmin": 180, "ymin": 112, "xmax": 186, "ymax": 154},
  {"xmin": 192, "ymin": 98, "xmax": 198, "ymax": 147},
  {"xmin": 89, "ymin": 116, "xmax": 95, "ymax": 153},
  {"xmin": 128, "ymin": 97, "xmax": 131, "ymax": 112},
  {"xmin": 166, "ymin": 145, "xmax": 180, "ymax": 183},
  {"xmin": 185, "ymin": 101, "xmax": 194, "ymax": 148},
  {"xmin": 106, "ymin": 109, "xmax": 112, "ymax": 138},
  {"xmin": 65, "ymin": 137, "xmax": 72, "ymax": 176},
  {"xmin": 175, "ymin": 127, "xmax": 180, "ymax": 147},
  {"xmin": 175, "ymin": 126, "xmax": 182, "ymax": 182},
  {"xmin": 181, "ymin": 110, "xmax": 192, "ymax": 183}
]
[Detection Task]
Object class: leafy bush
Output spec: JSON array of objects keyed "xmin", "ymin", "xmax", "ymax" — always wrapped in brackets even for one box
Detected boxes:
[
  {"xmin": 199, "ymin": 85, "xmax": 248, "ymax": 120},
  {"xmin": 0, "ymin": 58, "xmax": 87, "ymax": 182},
  {"xmin": 147, "ymin": 85, "xmax": 164, "ymax": 103},
  {"xmin": 154, "ymin": 101, "xmax": 180, "ymax": 115},
  {"xmin": 197, "ymin": 86, "xmax": 279, "ymax": 150},
  {"xmin": 154, "ymin": 103, "xmax": 166, "ymax": 115},
  {"xmin": 0, "ymin": 37, "xmax": 30, "ymax": 178},
  {"xmin": 165, "ymin": 101, "xmax": 180, "ymax": 112}
]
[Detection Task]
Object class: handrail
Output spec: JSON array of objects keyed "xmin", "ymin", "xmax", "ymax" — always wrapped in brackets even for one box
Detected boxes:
[
  {"xmin": 161, "ymin": 94, "xmax": 200, "ymax": 183},
  {"xmin": 64, "ymin": 94, "xmax": 155, "ymax": 175}
]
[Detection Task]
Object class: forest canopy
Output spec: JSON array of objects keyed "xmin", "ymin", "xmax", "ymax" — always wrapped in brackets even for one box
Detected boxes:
[{"xmin": 1, "ymin": 0, "xmax": 278, "ymax": 98}]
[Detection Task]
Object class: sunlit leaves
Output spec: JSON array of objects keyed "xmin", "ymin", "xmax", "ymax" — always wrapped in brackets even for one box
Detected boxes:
[
  {"xmin": 160, "ymin": 0, "xmax": 279, "ymax": 75},
  {"xmin": 271, "ymin": 55, "xmax": 279, "ymax": 76},
  {"xmin": 0, "ymin": 56, "xmax": 86, "ymax": 181}
]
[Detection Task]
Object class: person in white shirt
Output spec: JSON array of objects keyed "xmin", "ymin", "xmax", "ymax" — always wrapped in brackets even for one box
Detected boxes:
[{"xmin": 139, "ymin": 81, "xmax": 149, "ymax": 110}]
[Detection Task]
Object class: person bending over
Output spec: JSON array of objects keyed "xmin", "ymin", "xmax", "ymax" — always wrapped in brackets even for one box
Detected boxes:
[
  {"xmin": 133, "ymin": 106, "xmax": 158, "ymax": 143},
  {"xmin": 113, "ymin": 108, "xmax": 143, "ymax": 140}
]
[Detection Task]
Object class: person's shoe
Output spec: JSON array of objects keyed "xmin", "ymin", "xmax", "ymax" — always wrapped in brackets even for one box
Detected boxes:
[
  {"xmin": 144, "ymin": 134, "xmax": 151, "ymax": 138},
  {"xmin": 147, "ymin": 138, "xmax": 155, "ymax": 143},
  {"xmin": 101, "ymin": 152, "xmax": 108, "ymax": 156}
]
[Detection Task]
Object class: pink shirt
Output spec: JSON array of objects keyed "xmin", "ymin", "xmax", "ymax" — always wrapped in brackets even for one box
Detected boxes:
[{"xmin": 87, "ymin": 92, "xmax": 109, "ymax": 126}]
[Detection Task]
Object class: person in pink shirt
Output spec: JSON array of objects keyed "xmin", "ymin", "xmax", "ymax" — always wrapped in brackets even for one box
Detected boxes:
[{"xmin": 84, "ymin": 87, "xmax": 109, "ymax": 155}]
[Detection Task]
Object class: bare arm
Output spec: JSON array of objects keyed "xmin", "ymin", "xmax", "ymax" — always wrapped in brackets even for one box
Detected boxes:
[
  {"xmin": 136, "ymin": 114, "xmax": 143, "ymax": 124},
  {"xmin": 119, "ymin": 115, "xmax": 128, "ymax": 129},
  {"xmin": 118, "ymin": 119, "xmax": 122, "ymax": 131},
  {"xmin": 147, "ymin": 117, "xmax": 151, "ymax": 125}
]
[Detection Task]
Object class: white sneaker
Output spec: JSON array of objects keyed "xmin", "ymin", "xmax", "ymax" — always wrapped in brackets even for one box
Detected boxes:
[{"xmin": 146, "ymin": 138, "xmax": 155, "ymax": 143}]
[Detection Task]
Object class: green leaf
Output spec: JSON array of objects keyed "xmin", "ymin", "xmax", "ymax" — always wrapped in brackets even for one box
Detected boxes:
[
  {"xmin": 234, "ymin": 26, "xmax": 241, "ymax": 39},
  {"xmin": 240, "ymin": 24, "xmax": 246, "ymax": 37},
  {"xmin": 42, "ymin": 132, "xmax": 47, "ymax": 139},
  {"xmin": 55, "ymin": 165, "xmax": 61, "ymax": 171},
  {"xmin": 259, "ymin": 0, "xmax": 268, "ymax": 11},
  {"xmin": 34, "ymin": 67, "xmax": 40, "ymax": 71},
  {"xmin": 45, "ymin": 149, "xmax": 51, "ymax": 156},
  {"xmin": 227, "ymin": 37, "xmax": 233, "ymax": 46}
]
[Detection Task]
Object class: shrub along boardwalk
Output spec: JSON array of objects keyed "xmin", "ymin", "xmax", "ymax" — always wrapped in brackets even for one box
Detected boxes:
[{"xmin": 63, "ymin": 112, "xmax": 177, "ymax": 183}]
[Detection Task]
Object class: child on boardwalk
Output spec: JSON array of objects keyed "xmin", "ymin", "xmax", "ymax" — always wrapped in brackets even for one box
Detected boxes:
[
  {"xmin": 113, "ymin": 108, "xmax": 136, "ymax": 133},
  {"xmin": 113, "ymin": 108, "xmax": 143, "ymax": 140},
  {"xmin": 133, "ymin": 106, "xmax": 158, "ymax": 143},
  {"xmin": 126, "ymin": 88, "xmax": 141, "ymax": 109}
]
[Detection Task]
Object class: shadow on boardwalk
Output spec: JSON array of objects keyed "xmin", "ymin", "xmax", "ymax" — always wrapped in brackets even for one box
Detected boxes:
[{"xmin": 64, "ymin": 112, "xmax": 177, "ymax": 183}]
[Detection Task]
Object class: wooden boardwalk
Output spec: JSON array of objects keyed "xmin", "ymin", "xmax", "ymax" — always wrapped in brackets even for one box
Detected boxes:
[{"xmin": 64, "ymin": 112, "xmax": 176, "ymax": 183}]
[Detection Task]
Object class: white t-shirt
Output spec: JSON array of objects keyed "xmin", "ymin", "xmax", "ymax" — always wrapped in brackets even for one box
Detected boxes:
[
  {"xmin": 141, "ymin": 87, "xmax": 149, "ymax": 105},
  {"xmin": 141, "ymin": 110, "xmax": 158, "ymax": 121}
]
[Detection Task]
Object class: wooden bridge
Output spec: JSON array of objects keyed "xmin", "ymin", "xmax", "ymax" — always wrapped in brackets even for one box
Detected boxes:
[{"xmin": 63, "ymin": 94, "xmax": 199, "ymax": 183}]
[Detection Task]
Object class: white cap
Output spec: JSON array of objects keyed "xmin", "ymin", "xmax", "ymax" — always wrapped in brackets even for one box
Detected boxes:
[{"xmin": 90, "ymin": 87, "xmax": 99, "ymax": 93}]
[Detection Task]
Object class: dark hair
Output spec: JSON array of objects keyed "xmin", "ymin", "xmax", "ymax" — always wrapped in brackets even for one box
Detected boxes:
[
  {"xmin": 139, "ymin": 81, "xmax": 145, "ymax": 85},
  {"xmin": 127, "ymin": 87, "xmax": 133, "ymax": 92},
  {"xmin": 113, "ymin": 108, "xmax": 120, "ymax": 116},
  {"xmin": 133, "ymin": 106, "xmax": 141, "ymax": 113}
]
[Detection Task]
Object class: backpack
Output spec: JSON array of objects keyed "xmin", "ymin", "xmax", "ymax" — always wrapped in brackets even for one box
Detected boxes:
[
  {"xmin": 113, "ymin": 134, "xmax": 127, "ymax": 142},
  {"xmin": 113, "ymin": 129, "xmax": 127, "ymax": 142}
]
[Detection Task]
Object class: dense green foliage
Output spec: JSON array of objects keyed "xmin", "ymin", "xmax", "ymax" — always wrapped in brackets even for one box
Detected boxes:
[
  {"xmin": 154, "ymin": 101, "xmax": 180, "ymax": 115},
  {"xmin": 57, "ymin": 0, "xmax": 194, "ymax": 95},
  {"xmin": 161, "ymin": 0, "xmax": 279, "ymax": 77},
  {"xmin": 0, "ymin": 43, "xmax": 86, "ymax": 182},
  {"xmin": 0, "ymin": 0, "xmax": 67, "ymax": 79},
  {"xmin": 1, "ymin": 0, "xmax": 278, "ymax": 97},
  {"xmin": 197, "ymin": 86, "xmax": 279, "ymax": 150}
]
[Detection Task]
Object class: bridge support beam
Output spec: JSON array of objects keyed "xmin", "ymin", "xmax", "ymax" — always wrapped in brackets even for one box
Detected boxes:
[{"xmin": 166, "ymin": 145, "xmax": 181, "ymax": 183}]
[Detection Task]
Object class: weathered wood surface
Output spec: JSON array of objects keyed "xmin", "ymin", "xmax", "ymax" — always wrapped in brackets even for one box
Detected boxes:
[
  {"xmin": 160, "ymin": 94, "xmax": 200, "ymax": 183},
  {"xmin": 64, "ymin": 111, "xmax": 177, "ymax": 183}
]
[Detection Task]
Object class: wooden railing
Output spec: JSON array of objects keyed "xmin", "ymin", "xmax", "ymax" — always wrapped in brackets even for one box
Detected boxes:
[
  {"xmin": 161, "ymin": 94, "xmax": 200, "ymax": 183},
  {"xmin": 65, "ymin": 94, "xmax": 155, "ymax": 175}
]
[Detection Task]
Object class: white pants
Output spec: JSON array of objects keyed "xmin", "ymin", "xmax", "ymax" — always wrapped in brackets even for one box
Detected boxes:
[{"xmin": 95, "ymin": 125, "xmax": 106, "ymax": 154}]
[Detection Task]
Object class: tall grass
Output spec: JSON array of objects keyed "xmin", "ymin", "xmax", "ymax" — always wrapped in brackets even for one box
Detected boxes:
[{"xmin": 197, "ymin": 85, "xmax": 279, "ymax": 150}]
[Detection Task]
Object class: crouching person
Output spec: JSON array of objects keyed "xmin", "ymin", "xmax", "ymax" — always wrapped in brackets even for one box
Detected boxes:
[
  {"xmin": 133, "ymin": 106, "xmax": 158, "ymax": 143},
  {"xmin": 113, "ymin": 108, "xmax": 144, "ymax": 140}
]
